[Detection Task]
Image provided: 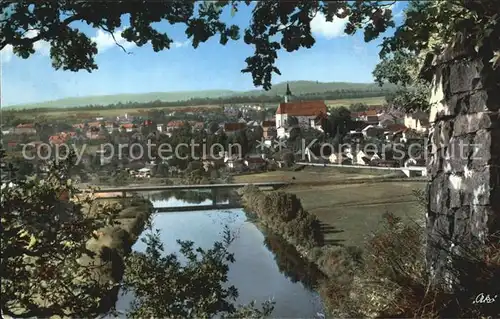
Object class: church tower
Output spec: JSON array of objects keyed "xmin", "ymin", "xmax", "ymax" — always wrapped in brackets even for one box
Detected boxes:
[{"xmin": 284, "ymin": 82, "xmax": 292, "ymax": 103}]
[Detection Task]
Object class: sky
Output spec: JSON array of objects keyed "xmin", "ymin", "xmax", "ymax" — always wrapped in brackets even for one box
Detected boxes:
[{"xmin": 0, "ymin": 2, "xmax": 405, "ymax": 106}]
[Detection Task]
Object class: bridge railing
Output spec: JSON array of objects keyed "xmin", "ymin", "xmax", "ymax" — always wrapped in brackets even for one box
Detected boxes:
[{"xmin": 79, "ymin": 182, "xmax": 288, "ymax": 197}]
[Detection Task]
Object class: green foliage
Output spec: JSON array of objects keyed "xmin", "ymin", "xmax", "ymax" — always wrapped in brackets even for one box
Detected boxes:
[
  {"xmin": 240, "ymin": 186, "xmax": 323, "ymax": 249},
  {"xmin": 373, "ymin": 50, "xmax": 431, "ymax": 112},
  {"xmin": 112, "ymin": 170, "xmax": 131, "ymax": 186},
  {"xmin": 326, "ymin": 106, "xmax": 354, "ymax": 138},
  {"xmin": 1, "ymin": 155, "xmax": 121, "ymax": 318},
  {"xmin": 122, "ymin": 227, "xmax": 274, "ymax": 318},
  {"xmin": 263, "ymin": 232, "xmax": 326, "ymax": 290},
  {"xmin": 2, "ymin": 1, "xmax": 402, "ymax": 90},
  {"xmin": 319, "ymin": 212, "xmax": 500, "ymax": 318},
  {"xmin": 1, "ymin": 153, "xmax": 274, "ymax": 318},
  {"xmin": 6, "ymin": 83, "xmax": 393, "ymax": 110},
  {"xmin": 348, "ymin": 103, "xmax": 370, "ymax": 112}
]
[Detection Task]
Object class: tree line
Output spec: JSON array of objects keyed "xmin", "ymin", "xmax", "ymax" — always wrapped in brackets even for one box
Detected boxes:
[{"xmin": 6, "ymin": 87, "xmax": 394, "ymax": 114}]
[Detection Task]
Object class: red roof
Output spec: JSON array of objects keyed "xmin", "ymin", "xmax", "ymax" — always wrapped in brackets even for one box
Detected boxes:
[
  {"xmin": 246, "ymin": 157, "xmax": 266, "ymax": 164},
  {"xmin": 49, "ymin": 136, "xmax": 65, "ymax": 144},
  {"xmin": 188, "ymin": 121, "xmax": 204, "ymax": 128},
  {"xmin": 167, "ymin": 121, "xmax": 185, "ymax": 128},
  {"xmin": 276, "ymin": 100, "xmax": 327, "ymax": 116},
  {"xmin": 16, "ymin": 123, "xmax": 34, "ymax": 128},
  {"xmin": 224, "ymin": 123, "xmax": 246, "ymax": 132},
  {"xmin": 122, "ymin": 123, "xmax": 136, "ymax": 129},
  {"xmin": 386, "ymin": 124, "xmax": 409, "ymax": 133},
  {"xmin": 87, "ymin": 122, "xmax": 101, "ymax": 127},
  {"xmin": 351, "ymin": 110, "xmax": 378, "ymax": 118}
]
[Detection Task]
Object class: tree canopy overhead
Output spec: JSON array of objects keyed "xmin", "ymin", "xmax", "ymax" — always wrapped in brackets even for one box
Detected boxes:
[
  {"xmin": 1, "ymin": 0, "xmax": 398, "ymax": 90},
  {"xmin": 2, "ymin": 1, "xmax": 499, "ymax": 91}
]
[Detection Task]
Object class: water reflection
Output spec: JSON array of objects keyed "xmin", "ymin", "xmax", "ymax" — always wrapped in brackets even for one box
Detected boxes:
[
  {"xmin": 262, "ymin": 230, "xmax": 326, "ymax": 291},
  {"xmin": 143, "ymin": 189, "xmax": 236, "ymax": 205},
  {"xmin": 116, "ymin": 197, "xmax": 324, "ymax": 318}
]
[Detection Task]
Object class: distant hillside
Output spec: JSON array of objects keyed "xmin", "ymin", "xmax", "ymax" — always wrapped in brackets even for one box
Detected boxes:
[
  {"xmin": 242, "ymin": 81, "xmax": 393, "ymax": 97},
  {"xmin": 5, "ymin": 81, "xmax": 394, "ymax": 109},
  {"xmin": 5, "ymin": 90, "xmax": 236, "ymax": 109}
]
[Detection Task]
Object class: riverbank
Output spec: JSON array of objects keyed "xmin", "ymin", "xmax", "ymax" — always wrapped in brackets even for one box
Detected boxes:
[
  {"xmin": 81, "ymin": 196, "xmax": 154, "ymax": 313},
  {"xmin": 238, "ymin": 184, "xmax": 423, "ymax": 317}
]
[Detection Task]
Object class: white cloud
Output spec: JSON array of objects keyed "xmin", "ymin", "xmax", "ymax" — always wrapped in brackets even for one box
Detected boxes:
[
  {"xmin": 25, "ymin": 30, "xmax": 50, "ymax": 56},
  {"xmin": 1, "ymin": 44, "xmax": 13, "ymax": 63},
  {"xmin": 91, "ymin": 28, "xmax": 136, "ymax": 53},
  {"xmin": 310, "ymin": 12, "xmax": 349, "ymax": 39},
  {"xmin": 0, "ymin": 29, "xmax": 50, "ymax": 63},
  {"xmin": 172, "ymin": 40, "xmax": 190, "ymax": 48}
]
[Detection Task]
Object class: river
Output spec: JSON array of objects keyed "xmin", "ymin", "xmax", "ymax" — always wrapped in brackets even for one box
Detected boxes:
[{"xmin": 115, "ymin": 192, "xmax": 325, "ymax": 318}]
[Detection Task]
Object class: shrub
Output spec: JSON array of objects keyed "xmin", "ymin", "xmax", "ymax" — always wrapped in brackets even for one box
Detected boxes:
[
  {"xmin": 239, "ymin": 187, "xmax": 324, "ymax": 249},
  {"xmin": 319, "ymin": 212, "xmax": 500, "ymax": 318}
]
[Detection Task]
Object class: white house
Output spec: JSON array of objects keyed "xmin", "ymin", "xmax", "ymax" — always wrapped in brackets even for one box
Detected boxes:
[
  {"xmin": 362, "ymin": 125, "xmax": 384, "ymax": 138},
  {"xmin": 355, "ymin": 150, "xmax": 380, "ymax": 165},
  {"xmin": 328, "ymin": 152, "xmax": 353, "ymax": 164},
  {"xmin": 404, "ymin": 111, "xmax": 430, "ymax": 133}
]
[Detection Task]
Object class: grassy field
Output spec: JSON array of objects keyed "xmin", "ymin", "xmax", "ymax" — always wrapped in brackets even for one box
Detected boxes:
[
  {"xmin": 7, "ymin": 95, "xmax": 386, "ymax": 121},
  {"xmin": 233, "ymin": 166, "xmax": 401, "ymax": 184},
  {"xmin": 235, "ymin": 167, "xmax": 426, "ymax": 248},
  {"xmin": 326, "ymin": 96, "xmax": 386, "ymax": 107},
  {"xmin": 6, "ymin": 81, "xmax": 394, "ymax": 109},
  {"xmin": 289, "ymin": 181, "xmax": 426, "ymax": 247}
]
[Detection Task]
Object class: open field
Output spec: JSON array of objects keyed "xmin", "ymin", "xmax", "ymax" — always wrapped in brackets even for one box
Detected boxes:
[
  {"xmin": 235, "ymin": 167, "xmax": 426, "ymax": 248},
  {"xmin": 325, "ymin": 96, "xmax": 386, "ymax": 107},
  {"xmin": 6, "ymin": 96, "xmax": 386, "ymax": 121},
  {"xmin": 9, "ymin": 104, "xmax": 222, "ymax": 121},
  {"xmin": 290, "ymin": 181, "xmax": 426, "ymax": 247},
  {"xmin": 233, "ymin": 166, "xmax": 402, "ymax": 184},
  {"xmin": 6, "ymin": 81, "xmax": 394, "ymax": 109}
]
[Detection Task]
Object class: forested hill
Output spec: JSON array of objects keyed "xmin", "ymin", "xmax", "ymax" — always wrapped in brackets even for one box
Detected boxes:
[{"xmin": 6, "ymin": 81, "xmax": 395, "ymax": 110}]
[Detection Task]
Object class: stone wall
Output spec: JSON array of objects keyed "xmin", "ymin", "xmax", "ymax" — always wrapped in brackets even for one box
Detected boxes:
[{"xmin": 425, "ymin": 43, "xmax": 500, "ymax": 284}]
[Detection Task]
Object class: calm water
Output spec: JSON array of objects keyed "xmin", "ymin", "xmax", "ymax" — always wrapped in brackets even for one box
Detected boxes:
[{"xmin": 116, "ymin": 194, "xmax": 325, "ymax": 318}]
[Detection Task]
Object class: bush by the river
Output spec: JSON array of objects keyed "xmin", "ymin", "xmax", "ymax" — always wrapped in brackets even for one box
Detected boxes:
[
  {"xmin": 263, "ymin": 231, "xmax": 325, "ymax": 290},
  {"xmin": 239, "ymin": 185, "xmax": 323, "ymax": 249}
]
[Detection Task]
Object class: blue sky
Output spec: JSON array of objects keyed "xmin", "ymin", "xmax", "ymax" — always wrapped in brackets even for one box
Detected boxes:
[{"xmin": 1, "ymin": 2, "xmax": 405, "ymax": 106}]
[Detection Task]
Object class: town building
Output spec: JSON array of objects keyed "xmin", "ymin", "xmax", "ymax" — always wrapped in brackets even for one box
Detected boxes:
[
  {"xmin": 12, "ymin": 123, "xmax": 37, "ymax": 135},
  {"xmin": 404, "ymin": 111, "xmax": 430, "ymax": 133},
  {"xmin": 275, "ymin": 84, "xmax": 328, "ymax": 139}
]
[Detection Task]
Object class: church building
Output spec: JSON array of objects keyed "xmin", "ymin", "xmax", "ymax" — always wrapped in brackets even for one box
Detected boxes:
[{"xmin": 275, "ymin": 83, "xmax": 328, "ymax": 139}]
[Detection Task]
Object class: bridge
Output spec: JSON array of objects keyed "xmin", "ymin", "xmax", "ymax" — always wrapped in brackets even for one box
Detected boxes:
[
  {"xmin": 85, "ymin": 182, "xmax": 287, "ymax": 213},
  {"xmin": 296, "ymin": 162, "xmax": 427, "ymax": 178}
]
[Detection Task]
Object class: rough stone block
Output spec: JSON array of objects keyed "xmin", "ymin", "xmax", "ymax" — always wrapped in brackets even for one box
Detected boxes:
[
  {"xmin": 467, "ymin": 90, "xmax": 494, "ymax": 113},
  {"xmin": 436, "ymin": 120, "xmax": 453, "ymax": 148},
  {"xmin": 452, "ymin": 112, "xmax": 498, "ymax": 137},
  {"xmin": 455, "ymin": 205, "xmax": 471, "ymax": 220},
  {"xmin": 429, "ymin": 172, "xmax": 449, "ymax": 213},
  {"xmin": 446, "ymin": 137, "xmax": 469, "ymax": 172},
  {"xmin": 432, "ymin": 214, "xmax": 454, "ymax": 242},
  {"xmin": 449, "ymin": 60, "xmax": 483, "ymax": 94},
  {"xmin": 448, "ymin": 175, "xmax": 464, "ymax": 208},
  {"xmin": 428, "ymin": 153, "xmax": 443, "ymax": 176},
  {"xmin": 471, "ymin": 129, "xmax": 496, "ymax": 169},
  {"xmin": 463, "ymin": 166, "xmax": 491, "ymax": 206},
  {"xmin": 452, "ymin": 216, "xmax": 473, "ymax": 244},
  {"xmin": 470, "ymin": 205, "xmax": 494, "ymax": 241}
]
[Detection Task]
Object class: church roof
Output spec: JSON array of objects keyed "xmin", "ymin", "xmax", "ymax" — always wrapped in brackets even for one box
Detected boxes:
[{"xmin": 276, "ymin": 100, "xmax": 327, "ymax": 116}]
